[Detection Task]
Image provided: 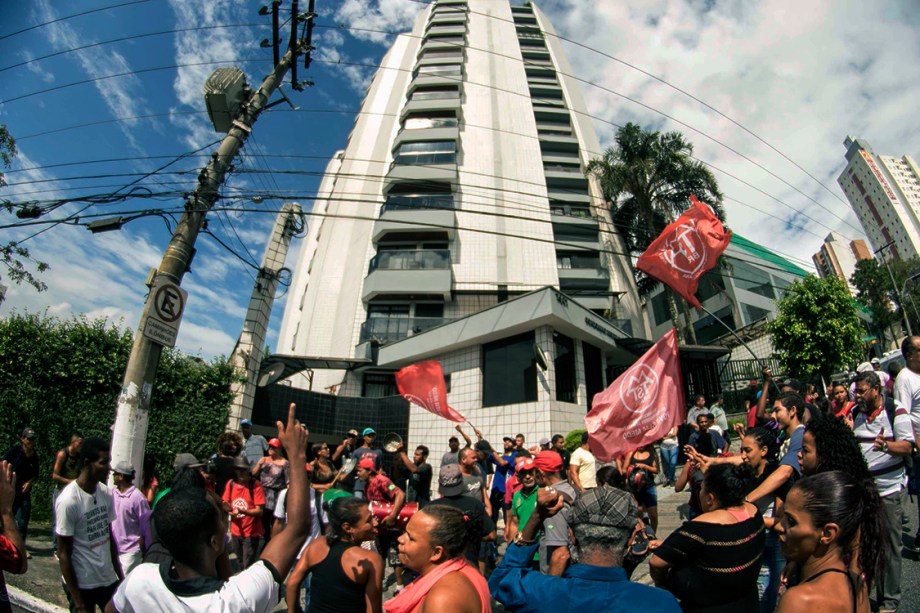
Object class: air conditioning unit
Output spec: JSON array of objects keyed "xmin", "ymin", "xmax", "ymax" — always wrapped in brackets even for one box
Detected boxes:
[{"xmin": 203, "ymin": 67, "xmax": 248, "ymax": 133}]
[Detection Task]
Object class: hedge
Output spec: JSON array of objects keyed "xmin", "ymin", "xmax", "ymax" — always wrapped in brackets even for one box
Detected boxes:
[{"xmin": 0, "ymin": 313, "xmax": 236, "ymax": 521}]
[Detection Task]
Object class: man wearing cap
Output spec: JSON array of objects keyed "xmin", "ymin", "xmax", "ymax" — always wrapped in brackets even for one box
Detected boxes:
[
  {"xmin": 870, "ymin": 357, "xmax": 892, "ymax": 394},
  {"xmin": 221, "ymin": 456, "xmax": 265, "ymax": 570},
  {"xmin": 568, "ymin": 432, "xmax": 597, "ymax": 492},
  {"xmin": 356, "ymin": 457, "xmax": 407, "ymax": 591},
  {"xmin": 111, "ymin": 462, "xmax": 151, "ymax": 575},
  {"xmin": 533, "ymin": 450, "xmax": 577, "ymax": 576},
  {"xmin": 240, "ymin": 419, "xmax": 269, "ymax": 467},
  {"xmin": 506, "ymin": 455, "xmax": 537, "ymax": 545},
  {"xmin": 2, "ymin": 428, "xmax": 40, "ymax": 553},
  {"xmin": 490, "ymin": 486, "xmax": 680, "ymax": 612},
  {"xmin": 332, "ymin": 429, "xmax": 359, "ymax": 467},
  {"xmin": 428, "ymin": 464, "xmax": 496, "ymax": 568},
  {"xmin": 351, "ymin": 428, "xmax": 383, "ymax": 500}
]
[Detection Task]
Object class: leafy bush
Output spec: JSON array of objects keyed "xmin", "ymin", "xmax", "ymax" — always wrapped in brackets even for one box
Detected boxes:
[
  {"xmin": 0, "ymin": 313, "xmax": 235, "ymax": 521},
  {"xmin": 564, "ymin": 429, "xmax": 586, "ymax": 453}
]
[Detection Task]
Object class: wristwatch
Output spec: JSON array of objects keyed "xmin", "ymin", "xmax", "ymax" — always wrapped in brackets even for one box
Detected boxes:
[
  {"xmin": 514, "ymin": 532, "xmax": 536, "ymax": 546},
  {"xmin": 880, "ymin": 440, "xmax": 890, "ymax": 453}
]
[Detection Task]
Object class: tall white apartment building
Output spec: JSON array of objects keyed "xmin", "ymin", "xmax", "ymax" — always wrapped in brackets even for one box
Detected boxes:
[
  {"xmin": 276, "ymin": 0, "xmax": 647, "ymax": 449},
  {"xmin": 812, "ymin": 232, "xmax": 872, "ymax": 294},
  {"xmin": 838, "ymin": 136, "xmax": 920, "ymax": 260}
]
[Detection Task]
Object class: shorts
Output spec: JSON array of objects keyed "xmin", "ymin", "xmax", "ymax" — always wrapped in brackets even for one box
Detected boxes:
[{"xmin": 633, "ymin": 485, "xmax": 657, "ymax": 509}]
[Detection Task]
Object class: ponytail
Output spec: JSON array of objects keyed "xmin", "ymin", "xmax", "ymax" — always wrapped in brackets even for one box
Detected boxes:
[{"xmin": 856, "ymin": 478, "xmax": 886, "ymax": 589}]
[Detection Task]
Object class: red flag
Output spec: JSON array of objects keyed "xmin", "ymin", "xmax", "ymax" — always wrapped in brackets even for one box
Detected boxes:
[
  {"xmin": 395, "ymin": 360, "xmax": 466, "ymax": 423},
  {"xmin": 636, "ymin": 195, "xmax": 732, "ymax": 308},
  {"xmin": 584, "ymin": 328, "xmax": 685, "ymax": 462}
]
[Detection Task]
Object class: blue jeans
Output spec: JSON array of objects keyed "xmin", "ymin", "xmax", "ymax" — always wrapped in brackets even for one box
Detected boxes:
[
  {"xmin": 660, "ymin": 446, "xmax": 678, "ymax": 483},
  {"xmin": 757, "ymin": 531, "xmax": 783, "ymax": 613},
  {"xmin": 13, "ymin": 496, "xmax": 31, "ymax": 544}
]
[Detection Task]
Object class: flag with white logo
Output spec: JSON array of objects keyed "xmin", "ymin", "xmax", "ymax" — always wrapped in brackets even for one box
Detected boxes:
[
  {"xmin": 395, "ymin": 360, "xmax": 466, "ymax": 423},
  {"xmin": 636, "ymin": 195, "xmax": 731, "ymax": 308},
  {"xmin": 584, "ymin": 329, "xmax": 684, "ymax": 461}
]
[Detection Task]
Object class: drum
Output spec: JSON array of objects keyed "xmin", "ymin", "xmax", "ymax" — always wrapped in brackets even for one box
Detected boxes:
[{"xmin": 369, "ymin": 500, "xmax": 418, "ymax": 533}]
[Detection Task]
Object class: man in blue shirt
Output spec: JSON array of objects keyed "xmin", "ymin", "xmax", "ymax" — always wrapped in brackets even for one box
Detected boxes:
[
  {"xmin": 490, "ymin": 486, "xmax": 680, "ymax": 612},
  {"xmin": 486, "ymin": 437, "xmax": 516, "ymax": 524}
]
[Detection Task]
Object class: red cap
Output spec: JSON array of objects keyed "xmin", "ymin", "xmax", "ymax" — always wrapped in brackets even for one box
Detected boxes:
[
  {"xmin": 268, "ymin": 438, "xmax": 281, "ymax": 448},
  {"xmin": 514, "ymin": 456, "xmax": 535, "ymax": 471},
  {"xmin": 357, "ymin": 458, "xmax": 377, "ymax": 471},
  {"xmin": 534, "ymin": 450, "xmax": 563, "ymax": 472}
]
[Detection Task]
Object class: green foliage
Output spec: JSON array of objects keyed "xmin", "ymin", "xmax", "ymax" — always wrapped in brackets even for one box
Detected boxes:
[
  {"xmin": 851, "ymin": 257, "xmax": 920, "ymax": 343},
  {"xmin": 564, "ymin": 429, "xmax": 586, "ymax": 453},
  {"xmin": 0, "ymin": 312, "xmax": 235, "ymax": 521},
  {"xmin": 768, "ymin": 275, "xmax": 864, "ymax": 382}
]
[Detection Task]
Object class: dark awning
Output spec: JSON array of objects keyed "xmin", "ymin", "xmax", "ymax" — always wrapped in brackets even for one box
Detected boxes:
[
  {"xmin": 257, "ymin": 353, "xmax": 372, "ymax": 387},
  {"xmin": 615, "ymin": 337, "xmax": 730, "ymax": 362}
]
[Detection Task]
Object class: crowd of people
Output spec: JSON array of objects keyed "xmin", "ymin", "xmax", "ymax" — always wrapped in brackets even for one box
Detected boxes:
[{"xmin": 1, "ymin": 337, "xmax": 920, "ymax": 612}]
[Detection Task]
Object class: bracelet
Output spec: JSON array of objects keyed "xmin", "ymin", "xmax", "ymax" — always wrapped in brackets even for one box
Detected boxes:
[{"xmin": 513, "ymin": 532, "xmax": 536, "ymax": 546}]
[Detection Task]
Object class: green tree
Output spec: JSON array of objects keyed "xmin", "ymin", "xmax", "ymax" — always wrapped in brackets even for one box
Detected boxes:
[
  {"xmin": 0, "ymin": 124, "xmax": 48, "ymax": 292},
  {"xmin": 768, "ymin": 275, "xmax": 863, "ymax": 382},
  {"xmin": 0, "ymin": 312, "xmax": 236, "ymax": 520},
  {"xmin": 850, "ymin": 257, "xmax": 920, "ymax": 344},
  {"xmin": 588, "ymin": 122, "xmax": 725, "ymax": 344}
]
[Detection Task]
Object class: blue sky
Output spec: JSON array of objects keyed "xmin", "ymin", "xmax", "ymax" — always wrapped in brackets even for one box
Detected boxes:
[{"xmin": 1, "ymin": 0, "xmax": 918, "ymax": 361}]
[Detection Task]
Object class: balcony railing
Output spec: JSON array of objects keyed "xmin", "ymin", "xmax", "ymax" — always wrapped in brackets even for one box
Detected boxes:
[
  {"xmin": 551, "ymin": 205, "xmax": 595, "ymax": 220},
  {"xmin": 359, "ymin": 316, "xmax": 451, "ymax": 343},
  {"xmin": 368, "ymin": 249, "xmax": 451, "ymax": 273},
  {"xmin": 382, "ymin": 194, "xmax": 455, "ymax": 213}
]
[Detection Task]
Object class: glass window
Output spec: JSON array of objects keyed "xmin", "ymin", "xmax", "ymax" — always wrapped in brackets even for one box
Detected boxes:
[
  {"xmin": 415, "ymin": 64, "xmax": 463, "ymax": 78},
  {"xmin": 696, "ymin": 270, "xmax": 725, "ymax": 303},
  {"xmin": 363, "ymin": 373, "xmax": 398, "ymax": 398},
  {"xmin": 482, "ymin": 332, "xmax": 538, "ymax": 407},
  {"xmin": 732, "ymin": 260, "xmax": 774, "ymax": 299},
  {"xmin": 582, "ymin": 341, "xmax": 604, "ymax": 411},
  {"xmin": 403, "ymin": 116, "xmax": 459, "ymax": 130},
  {"xmin": 554, "ymin": 332, "xmax": 576, "ymax": 403},
  {"xmin": 409, "ymin": 87, "xmax": 460, "ymax": 101},
  {"xmin": 651, "ymin": 292, "xmax": 670, "ymax": 326},
  {"xmin": 394, "ymin": 140, "xmax": 457, "ymax": 165},
  {"xmin": 741, "ymin": 303, "xmax": 770, "ymax": 324},
  {"xmin": 694, "ymin": 305, "xmax": 735, "ymax": 345},
  {"xmin": 556, "ymin": 252, "xmax": 600, "ymax": 269}
]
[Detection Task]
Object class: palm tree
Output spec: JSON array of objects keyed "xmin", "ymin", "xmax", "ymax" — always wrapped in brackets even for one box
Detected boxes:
[{"xmin": 588, "ymin": 122, "xmax": 725, "ymax": 344}]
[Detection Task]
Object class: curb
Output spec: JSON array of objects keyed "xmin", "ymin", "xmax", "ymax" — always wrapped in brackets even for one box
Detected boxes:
[{"xmin": 7, "ymin": 586, "xmax": 67, "ymax": 613}]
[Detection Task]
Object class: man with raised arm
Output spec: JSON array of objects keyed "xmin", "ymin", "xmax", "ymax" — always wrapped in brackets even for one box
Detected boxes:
[{"xmin": 108, "ymin": 404, "xmax": 310, "ymax": 612}]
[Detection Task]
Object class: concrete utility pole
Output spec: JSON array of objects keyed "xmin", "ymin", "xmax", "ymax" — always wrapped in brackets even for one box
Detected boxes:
[
  {"xmin": 111, "ymin": 13, "xmax": 313, "ymax": 480},
  {"xmin": 228, "ymin": 202, "xmax": 303, "ymax": 430}
]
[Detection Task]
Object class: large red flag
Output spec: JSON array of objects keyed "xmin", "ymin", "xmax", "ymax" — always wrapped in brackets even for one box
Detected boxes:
[
  {"xmin": 395, "ymin": 360, "xmax": 466, "ymax": 423},
  {"xmin": 584, "ymin": 328, "xmax": 685, "ymax": 462},
  {"xmin": 636, "ymin": 195, "xmax": 732, "ymax": 308}
]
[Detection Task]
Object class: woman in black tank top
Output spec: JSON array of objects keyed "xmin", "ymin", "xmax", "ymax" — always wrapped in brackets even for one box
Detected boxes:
[
  {"xmin": 286, "ymin": 497, "xmax": 383, "ymax": 613},
  {"xmin": 775, "ymin": 471, "xmax": 885, "ymax": 613}
]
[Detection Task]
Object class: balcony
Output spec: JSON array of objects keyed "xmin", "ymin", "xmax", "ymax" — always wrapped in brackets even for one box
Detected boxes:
[
  {"xmin": 558, "ymin": 255, "xmax": 609, "ymax": 291},
  {"xmin": 374, "ymin": 195, "xmax": 457, "ymax": 241},
  {"xmin": 363, "ymin": 249, "xmax": 453, "ymax": 301},
  {"xmin": 551, "ymin": 205, "xmax": 599, "ymax": 233},
  {"xmin": 359, "ymin": 316, "xmax": 451, "ymax": 344}
]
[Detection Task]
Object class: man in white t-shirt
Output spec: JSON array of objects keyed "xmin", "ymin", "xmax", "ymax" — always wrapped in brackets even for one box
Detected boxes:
[
  {"xmin": 55, "ymin": 437, "xmax": 123, "ymax": 612},
  {"xmin": 894, "ymin": 335, "xmax": 920, "ymax": 551},
  {"xmin": 568, "ymin": 432, "xmax": 597, "ymax": 491},
  {"xmin": 108, "ymin": 404, "xmax": 311, "ymax": 613},
  {"xmin": 853, "ymin": 371, "xmax": 913, "ymax": 613}
]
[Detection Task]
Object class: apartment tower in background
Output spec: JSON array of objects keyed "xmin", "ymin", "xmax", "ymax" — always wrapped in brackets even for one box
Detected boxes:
[
  {"xmin": 812, "ymin": 231, "xmax": 872, "ymax": 294},
  {"xmin": 838, "ymin": 137, "xmax": 920, "ymax": 260},
  {"xmin": 277, "ymin": 0, "xmax": 647, "ymax": 454}
]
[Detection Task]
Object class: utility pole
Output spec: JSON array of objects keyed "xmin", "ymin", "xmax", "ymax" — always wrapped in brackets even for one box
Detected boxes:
[
  {"xmin": 874, "ymin": 240, "xmax": 912, "ymax": 336},
  {"xmin": 228, "ymin": 202, "xmax": 304, "ymax": 430},
  {"xmin": 111, "ymin": 3, "xmax": 315, "ymax": 480}
]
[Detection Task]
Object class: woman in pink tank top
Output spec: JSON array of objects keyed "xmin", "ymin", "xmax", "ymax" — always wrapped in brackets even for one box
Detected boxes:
[{"xmin": 384, "ymin": 505, "xmax": 491, "ymax": 613}]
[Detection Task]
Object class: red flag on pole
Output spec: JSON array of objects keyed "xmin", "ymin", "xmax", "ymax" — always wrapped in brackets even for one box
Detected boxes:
[
  {"xmin": 584, "ymin": 328, "xmax": 685, "ymax": 462},
  {"xmin": 395, "ymin": 360, "xmax": 466, "ymax": 423},
  {"xmin": 636, "ymin": 195, "xmax": 732, "ymax": 308}
]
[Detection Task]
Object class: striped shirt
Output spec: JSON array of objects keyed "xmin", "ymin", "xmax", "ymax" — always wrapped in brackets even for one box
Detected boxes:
[{"xmin": 853, "ymin": 401, "xmax": 912, "ymax": 497}]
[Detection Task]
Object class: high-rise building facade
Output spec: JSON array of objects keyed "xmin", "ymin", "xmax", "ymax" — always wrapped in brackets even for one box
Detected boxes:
[
  {"xmin": 838, "ymin": 136, "xmax": 920, "ymax": 260},
  {"xmin": 812, "ymin": 232, "xmax": 872, "ymax": 293},
  {"xmin": 278, "ymin": 0, "xmax": 646, "ymax": 451}
]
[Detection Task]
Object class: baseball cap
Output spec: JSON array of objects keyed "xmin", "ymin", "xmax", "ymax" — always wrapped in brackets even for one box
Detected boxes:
[
  {"xmin": 347, "ymin": 429, "xmax": 359, "ymax": 437},
  {"xmin": 357, "ymin": 458, "xmax": 377, "ymax": 471},
  {"xmin": 515, "ymin": 456, "xmax": 535, "ymax": 471},
  {"xmin": 438, "ymin": 464, "xmax": 464, "ymax": 496},
  {"xmin": 240, "ymin": 419, "xmax": 253, "ymax": 426},
  {"xmin": 268, "ymin": 437, "xmax": 281, "ymax": 448},
  {"xmin": 572, "ymin": 486, "xmax": 638, "ymax": 530},
  {"xmin": 20, "ymin": 428, "xmax": 35, "ymax": 439},
  {"xmin": 232, "ymin": 456, "xmax": 251, "ymax": 469},
  {"xmin": 362, "ymin": 428, "xmax": 376, "ymax": 437},
  {"xmin": 870, "ymin": 357, "xmax": 881, "ymax": 365},
  {"xmin": 112, "ymin": 461, "xmax": 134, "ymax": 476},
  {"xmin": 534, "ymin": 450, "xmax": 563, "ymax": 472},
  {"xmin": 538, "ymin": 437, "xmax": 551, "ymax": 447},
  {"xmin": 502, "ymin": 436, "xmax": 514, "ymax": 443},
  {"xmin": 173, "ymin": 453, "xmax": 204, "ymax": 470}
]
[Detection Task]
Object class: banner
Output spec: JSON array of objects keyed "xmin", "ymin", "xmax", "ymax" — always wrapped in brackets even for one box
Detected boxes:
[
  {"xmin": 585, "ymin": 329, "xmax": 685, "ymax": 461},
  {"xmin": 395, "ymin": 360, "xmax": 466, "ymax": 423},
  {"xmin": 636, "ymin": 195, "xmax": 732, "ymax": 308}
]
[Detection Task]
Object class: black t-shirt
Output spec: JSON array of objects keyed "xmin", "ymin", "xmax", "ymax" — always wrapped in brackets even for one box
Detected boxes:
[
  {"xmin": 556, "ymin": 448, "xmax": 571, "ymax": 471},
  {"xmin": 427, "ymin": 495, "xmax": 495, "ymax": 565},
  {"xmin": 211, "ymin": 456, "xmax": 236, "ymax": 500},
  {"xmin": 3, "ymin": 445, "xmax": 39, "ymax": 502},
  {"xmin": 407, "ymin": 462, "xmax": 432, "ymax": 504}
]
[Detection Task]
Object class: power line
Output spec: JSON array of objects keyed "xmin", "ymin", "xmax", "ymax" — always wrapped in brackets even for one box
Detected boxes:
[{"xmin": 0, "ymin": 0, "xmax": 151, "ymax": 41}]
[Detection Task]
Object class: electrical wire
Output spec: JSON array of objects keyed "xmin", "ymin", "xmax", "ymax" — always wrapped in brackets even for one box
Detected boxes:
[{"xmin": 0, "ymin": 0, "xmax": 151, "ymax": 41}]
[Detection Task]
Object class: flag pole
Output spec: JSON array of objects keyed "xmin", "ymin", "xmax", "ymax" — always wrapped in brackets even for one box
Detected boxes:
[{"xmin": 697, "ymin": 304, "xmax": 782, "ymax": 396}]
